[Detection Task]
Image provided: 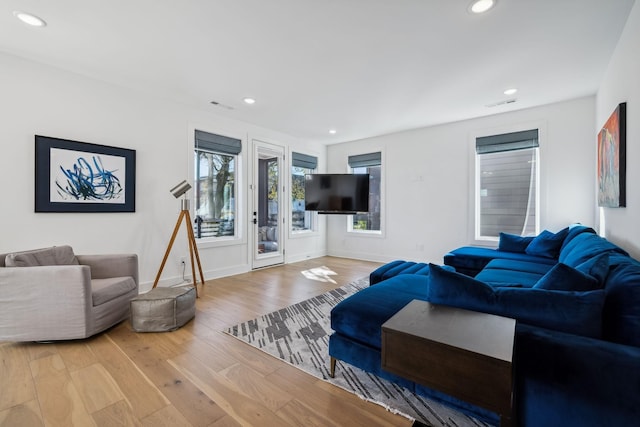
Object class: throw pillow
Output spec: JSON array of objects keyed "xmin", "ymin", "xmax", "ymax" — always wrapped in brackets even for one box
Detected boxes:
[
  {"xmin": 525, "ymin": 228, "xmax": 569, "ymax": 259},
  {"xmin": 428, "ymin": 263, "xmax": 605, "ymax": 338},
  {"xmin": 4, "ymin": 246, "xmax": 79, "ymax": 267},
  {"xmin": 575, "ymin": 253, "xmax": 610, "ymax": 284},
  {"xmin": 498, "ymin": 233, "xmax": 534, "ymax": 253},
  {"xmin": 533, "ymin": 263, "xmax": 601, "ymax": 292}
]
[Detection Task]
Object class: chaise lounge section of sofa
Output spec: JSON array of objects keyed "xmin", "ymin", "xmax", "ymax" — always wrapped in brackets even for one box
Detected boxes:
[{"xmin": 329, "ymin": 225, "xmax": 640, "ymax": 426}]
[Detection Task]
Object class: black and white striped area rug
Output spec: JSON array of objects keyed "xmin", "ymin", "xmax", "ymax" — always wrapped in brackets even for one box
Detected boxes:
[{"xmin": 225, "ymin": 277, "xmax": 493, "ymax": 427}]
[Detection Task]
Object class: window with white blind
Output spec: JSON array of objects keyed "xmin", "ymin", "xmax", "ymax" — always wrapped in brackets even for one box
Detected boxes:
[
  {"xmin": 193, "ymin": 130, "xmax": 241, "ymax": 240},
  {"xmin": 475, "ymin": 129, "xmax": 539, "ymax": 239}
]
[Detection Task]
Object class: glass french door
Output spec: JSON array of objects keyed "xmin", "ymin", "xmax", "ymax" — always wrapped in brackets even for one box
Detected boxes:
[{"xmin": 252, "ymin": 140, "xmax": 285, "ymax": 268}]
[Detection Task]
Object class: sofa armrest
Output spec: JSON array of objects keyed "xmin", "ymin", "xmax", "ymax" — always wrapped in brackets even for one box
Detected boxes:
[
  {"xmin": 77, "ymin": 253, "xmax": 139, "ymax": 285},
  {"xmin": 0, "ymin": 265, "xmax": 93, "ymax": 341},
  {"xmin": 515, "ymin": 324, "xmax": 640, "ymax": 427}
]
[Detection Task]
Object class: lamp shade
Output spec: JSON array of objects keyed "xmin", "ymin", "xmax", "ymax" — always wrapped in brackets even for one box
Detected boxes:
[{"xmin": 170, "ymin": 180, "xmax": 191, "ymax": 198}]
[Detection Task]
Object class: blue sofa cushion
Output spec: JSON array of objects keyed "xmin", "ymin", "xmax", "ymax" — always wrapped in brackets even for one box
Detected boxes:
[
  {"xmin": 533, "ymin": 263, "xmax": 601, "ymax": 292},
  {"xmin": 379, "ymin": 261, "xmax": 417, "ymax": 281},
  {"xmin": 331, "ymin": 274, "xmax": 429, "ymax": 349},
  {"xmin": 525, "ymin": 228, "xmax": 569, "ymax": 259},
  {"xmin": 575, "ymin": 252, "xmax": 610, "ymax": 284},
  {"xmin": 483, "ymin": 259, "xmax": 554, "ymax": 276},
  {"xmin": 498, "ymin": 232, "xmax": 534, "ymax": 253},
  {"xmin": 559, "ymin": 224, "xmax": 597, "ymax": 252},
  {"xmin": 428, "ymin": 264, "xmax": 605, "ymax": 338},
  {"xmin": 475, "ymin": 268, "xmax": 543, "ymax": 288},
  {"xmin": 369, "ymin": 260, "xmax": 407, "ymax": 285},
  {"xmin": 444, "ymin": 246, "xmax": 556, "ymax": 277},
  {"xmin": 559, "ymin": 232, "xmax": 628, "ymax": 267}
]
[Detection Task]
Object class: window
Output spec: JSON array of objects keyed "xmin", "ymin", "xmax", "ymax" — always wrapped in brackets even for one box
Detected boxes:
[
  {"xmin": 348, "ymin": 152, "xmax": 381, "ymax": 233},
  {"xmin": 475, "ymin": 129, "xmax": 539, "ymax": 239},
  {"xmin": 193, "ymin": 130, "xmax": 241, "ymax": 239},
  {"xmin": 291, "ymin": 152, "xmax": 317, "ymax": 233}
]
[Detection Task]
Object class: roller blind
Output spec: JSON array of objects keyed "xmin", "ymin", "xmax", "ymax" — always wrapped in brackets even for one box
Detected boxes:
[
  {"xmin": 348, "ymin": 152, "xmax": 381, "ymax": 168},
  {"xmin": 476, "ymin": 129, "xmax": 538, "ymax": 238},
  {"xmin": 195, "ymin": 130, "xmax": 241, "ymax": 155},
  {"xmin": 476, "ymin": 129, "xmax": 538, "ymax": 154},
  {"xmin": 292, "ymin": 152, "xmax": 317, "ymax": 169}
]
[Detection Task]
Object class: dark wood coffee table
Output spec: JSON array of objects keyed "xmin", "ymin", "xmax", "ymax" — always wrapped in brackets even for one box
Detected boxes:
[{"xmin": 382, "ymin": 300, "xmax": 516, "ymax": 427}]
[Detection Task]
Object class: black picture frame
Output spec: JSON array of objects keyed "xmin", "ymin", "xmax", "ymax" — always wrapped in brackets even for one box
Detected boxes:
[
  {"xmin": 597, "ymin": 102, "xmax": 626, "ymax": 208},
  {"xmin": 35, "ymin": 135, "xmax": 136, "ymax": 212}
]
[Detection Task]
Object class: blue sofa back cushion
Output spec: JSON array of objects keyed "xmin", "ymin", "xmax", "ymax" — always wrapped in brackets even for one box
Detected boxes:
[
  {"xmin": 533, "ymin": 263, "xmax": 601, "ymax": 292},
  {"xmin": 559, "ymin": 232, "xmax": 628, "ymax": 267},
  {"xmin": 525, "ymin": 228, "xmax": 569, "ymax": 259},
  {"xmin": 428, "ymin": 264, "xmax": 605, "ymax": 339},
  {"xmin": 559, "ymin": 224, "xmax": 597, "ymax": 252},
  {"xmin": 498, "ymin": 233, "xmax": 534, "ymax": 253},
  {"xmin": 575, "ymin": 252, "xmax": 610, "ymax": 284}
]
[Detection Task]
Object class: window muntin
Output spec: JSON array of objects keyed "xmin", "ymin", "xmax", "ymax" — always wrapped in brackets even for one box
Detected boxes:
[{"xmin": 475, "ymin": 130, "xmax": 538, "ymax": 240}]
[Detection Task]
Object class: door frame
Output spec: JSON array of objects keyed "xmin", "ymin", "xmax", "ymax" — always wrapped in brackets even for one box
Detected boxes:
[{"xmin": 251, "ymin": 139, "xmax": 285, "ymax": 269}]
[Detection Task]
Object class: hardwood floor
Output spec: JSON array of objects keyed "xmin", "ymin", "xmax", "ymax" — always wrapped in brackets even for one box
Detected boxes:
[{"xmin": 0, "ymin": 257, "xmax": 413, "ymax": 427}]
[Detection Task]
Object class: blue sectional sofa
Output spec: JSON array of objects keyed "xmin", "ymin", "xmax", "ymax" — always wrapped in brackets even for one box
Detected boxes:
[{"xmin": 328, "ymin": 225, "xmax": 640, "ymax": 426}]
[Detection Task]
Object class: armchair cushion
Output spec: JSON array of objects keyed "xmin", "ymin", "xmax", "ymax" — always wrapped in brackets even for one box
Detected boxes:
[
  {"xmin": 5, "ymin": 245, "xmax": 79, "ymax": 267},
  {"xmin": 92, "ymin": 277, "xmax": 137, "ymax": 306}
]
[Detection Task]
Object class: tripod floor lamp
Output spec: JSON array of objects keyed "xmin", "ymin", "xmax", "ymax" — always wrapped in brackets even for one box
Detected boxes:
[{"xmin": 153, "ymin": 180, "xmax": 205, "ymax": 297}]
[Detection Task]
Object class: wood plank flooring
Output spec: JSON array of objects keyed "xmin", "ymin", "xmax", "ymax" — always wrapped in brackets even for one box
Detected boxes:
[{"xmin": 0, "ymin": 257, "xmax": 413, "ymax": 426}]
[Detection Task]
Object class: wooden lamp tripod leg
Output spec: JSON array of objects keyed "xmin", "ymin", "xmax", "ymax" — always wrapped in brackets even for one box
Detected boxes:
[
  {"xmin": 184, "ymin": 210, "xmax": 205, "ymax": 294},
  {"xmin": 152, "ymin": 210, "xmax": 186, "ymax": 290}
]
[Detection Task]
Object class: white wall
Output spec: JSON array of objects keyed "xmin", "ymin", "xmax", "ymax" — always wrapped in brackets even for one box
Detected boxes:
[
  {"xmin": 327, "ymin": 97, "xmax": 596, "ymax": 264},
  {"xmin": 0, "ymin": 53, "xmax": 326, "ymax": 290},
  {"xmin": 596, "ymin": 0, "xmax": 640, "ymax": 259}
]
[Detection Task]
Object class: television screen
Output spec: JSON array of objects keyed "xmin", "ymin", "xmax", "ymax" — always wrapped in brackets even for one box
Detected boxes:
[{"xmin": 304, "ymin": 174, "xmax": 369, "ymax": 214}]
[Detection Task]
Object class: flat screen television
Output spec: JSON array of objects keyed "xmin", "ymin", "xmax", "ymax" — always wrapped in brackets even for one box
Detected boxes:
[{"xmin": 304, "ymin": 174, "xmax": 369, "ymax": 214}]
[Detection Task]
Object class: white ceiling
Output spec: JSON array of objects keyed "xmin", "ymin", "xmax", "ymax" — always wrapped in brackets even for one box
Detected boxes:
[{"xmin": 0, "ymin": 0, "xmax": 635, "ymax": 145}]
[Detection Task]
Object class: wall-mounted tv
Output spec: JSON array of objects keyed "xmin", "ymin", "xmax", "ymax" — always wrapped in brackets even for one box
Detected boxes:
[{"xmin": 304, "ymin": 174, "xmax": 369, "ymax": 214}]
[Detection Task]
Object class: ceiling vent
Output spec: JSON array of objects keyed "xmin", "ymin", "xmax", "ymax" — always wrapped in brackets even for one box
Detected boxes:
[
  {"xmin": 486, "ymin": 98, "xmax": 517, "ymax": 108},
  {"xmin": 210, "ymin": 100, "xmax": 234, "ymax": 110}
]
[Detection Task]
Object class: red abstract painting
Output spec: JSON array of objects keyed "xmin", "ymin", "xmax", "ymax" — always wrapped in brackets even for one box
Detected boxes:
[{"xmin": 597, "ymin": 102, "xmax": 626, "ymax": 207}]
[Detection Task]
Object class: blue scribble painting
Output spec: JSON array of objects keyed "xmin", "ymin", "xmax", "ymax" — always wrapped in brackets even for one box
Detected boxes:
[
  {"xmin": 35, "ymin": 135, "xmax": 135, "ymax": 212},
  {"xmin": 50, "ymin": 148, "xmax": 126, "ymax": 203}
]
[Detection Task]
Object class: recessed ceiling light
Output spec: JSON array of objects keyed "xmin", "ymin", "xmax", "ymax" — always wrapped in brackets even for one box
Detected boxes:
[
  {"xmin": 13, "ymin": 11, "xmax": 47, "ymax": 27},
  {"xmin": 329, "ymin": 129, "xmax": 337, "ymax": 134},
  {"xmin": 504, "ymin": 88, "xmax": 518, "ymax": 95},
  {"xmin": 469, "ymin": 0, "xmax": 495, "ymax": 14},
  {"xmin": 243, "ymin": 97, "xmax": 256, "ymax": 105}
]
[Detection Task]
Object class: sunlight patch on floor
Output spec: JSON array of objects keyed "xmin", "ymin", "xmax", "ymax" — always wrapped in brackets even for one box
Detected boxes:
[{"xmin": 301, "ymin": 266, "xmax": 338, "ymax": 283}]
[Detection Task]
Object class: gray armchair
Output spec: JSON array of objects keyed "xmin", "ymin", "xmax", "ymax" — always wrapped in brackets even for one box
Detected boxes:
[{"xmin": 0, "ymin": 246, "xmax": 139, "ymax": 342}]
